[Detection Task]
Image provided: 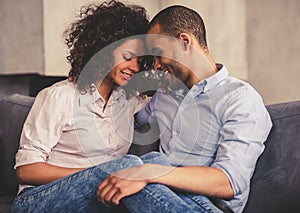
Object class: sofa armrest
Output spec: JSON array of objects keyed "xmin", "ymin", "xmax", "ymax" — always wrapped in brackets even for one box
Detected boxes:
[{"xmin": 0, "ymin": 94, "xmax": 35, "ymax": 196}]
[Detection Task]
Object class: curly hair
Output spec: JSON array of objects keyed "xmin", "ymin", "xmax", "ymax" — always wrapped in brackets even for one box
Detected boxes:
[{"xmin": 64, "ymin": 0, "xmax": 149, "ymax": 92}]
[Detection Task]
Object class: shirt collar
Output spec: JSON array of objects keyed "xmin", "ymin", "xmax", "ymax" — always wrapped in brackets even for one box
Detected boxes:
[
  {"xmin": 190, "ymin": 63, "xmax": 228, "ymax": 98},
  {"xmin": 79, "ymin": 85, "xmax": 125, "ymax": 107},
  {"xmin": 204, "ymin": 64, "xmax": 228, "ymax": 91}
]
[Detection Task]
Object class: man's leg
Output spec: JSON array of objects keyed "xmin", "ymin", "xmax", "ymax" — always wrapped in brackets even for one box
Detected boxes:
[{"xmin": 11, "ymin": 155, "xmax": 143, "ymax": 213}]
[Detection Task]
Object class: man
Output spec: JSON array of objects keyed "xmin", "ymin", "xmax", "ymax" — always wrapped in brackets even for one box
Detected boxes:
[{"xmin": 97, "ymin": 5, "xmax": 272, "ymax": 213}]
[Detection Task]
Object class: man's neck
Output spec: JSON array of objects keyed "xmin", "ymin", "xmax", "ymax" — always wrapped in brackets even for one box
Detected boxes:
[{"xmin": 187, "ymin": 48, "xmax": 217, "ymax": 89}]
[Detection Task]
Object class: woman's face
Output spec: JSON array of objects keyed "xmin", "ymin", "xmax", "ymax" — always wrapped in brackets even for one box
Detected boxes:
[{"xmin": 108, "ymin": 39, "xmax": 145, "ymax": 86}]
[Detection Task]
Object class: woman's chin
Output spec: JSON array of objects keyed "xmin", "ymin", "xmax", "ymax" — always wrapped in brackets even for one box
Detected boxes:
[
  {"xmin": 114, "ymin": 80, "xmax": 129, "ymax": 87},
  {"xmin": 120, "ymin": 80, "xmax": 130, "ymax": 86}
]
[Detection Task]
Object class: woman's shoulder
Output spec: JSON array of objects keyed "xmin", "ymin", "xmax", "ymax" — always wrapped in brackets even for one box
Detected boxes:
[
  {"xmin": 40, "ymin": 79, "xmax": 75, "ymax": 95},
  {"xmin": 36, "ymin": 79, "xmax": 77, "ymax": 103}
]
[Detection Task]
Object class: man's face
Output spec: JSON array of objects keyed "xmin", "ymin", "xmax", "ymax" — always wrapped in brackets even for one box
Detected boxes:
[{"xmin": 146, "ymin": 24, "xmax": 191, "ymax": 90}]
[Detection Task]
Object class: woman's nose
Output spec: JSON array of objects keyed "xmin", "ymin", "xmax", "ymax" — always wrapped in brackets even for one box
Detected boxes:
[
  {"xmin": 128, "ymin": 57, "xmax": 140, "ymax": 73},
  {"xmin": 153, "ymin": 57, "xmax": 162, "ymax": 70}
]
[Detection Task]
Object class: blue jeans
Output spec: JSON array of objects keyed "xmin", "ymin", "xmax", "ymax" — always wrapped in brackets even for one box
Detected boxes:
[{"xmin": 12, "ymin": 152, "xmax": 222, "ymax": 213}]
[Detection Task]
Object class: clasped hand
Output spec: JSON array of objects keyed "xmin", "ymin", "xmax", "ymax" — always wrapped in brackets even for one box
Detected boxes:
[
  {"xmin": 96, "ymin": 165, "xmax": 149, "ymax": 207},
  {"xmin": 96, "ymin": 164, "xmax": 171, "ymax": 207}
]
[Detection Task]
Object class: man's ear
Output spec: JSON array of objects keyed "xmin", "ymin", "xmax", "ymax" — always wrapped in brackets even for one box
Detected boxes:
[{"xmin": 179, "ymin": 33, "xmax": 192, "ymax": 50}]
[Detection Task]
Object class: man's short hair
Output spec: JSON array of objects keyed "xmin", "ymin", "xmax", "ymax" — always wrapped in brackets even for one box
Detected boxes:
[{"xmin": 149, "ymin": 5, "xmax": 207, "ymax": 49}]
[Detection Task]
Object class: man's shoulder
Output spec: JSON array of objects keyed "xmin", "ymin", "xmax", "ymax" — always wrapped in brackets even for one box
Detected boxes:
[
  {"xmin": 218, "ymin": 77, "xmax": 265, "ymax": 109},
  {"xmin": 221, "ymin": 76, "xmax": 258, "ymax": 96}
]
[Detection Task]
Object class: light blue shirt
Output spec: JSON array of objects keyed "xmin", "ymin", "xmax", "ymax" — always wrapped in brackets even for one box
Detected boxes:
[{"xmin": 135, "ymin": 64, "xmax": 272, "ymax": 213}]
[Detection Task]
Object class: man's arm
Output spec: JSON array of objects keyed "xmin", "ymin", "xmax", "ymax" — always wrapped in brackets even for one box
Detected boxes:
[
  {"xmin": 134, "ymin": 91, "xmax": 157, "ymax": 127},
  {"xmin": 97, "ymin": 164, "xmax": 233, "ymax": 206},
  {"xmin": 148, "ymin": 165, "xmax": 234, "ymax": 199}
]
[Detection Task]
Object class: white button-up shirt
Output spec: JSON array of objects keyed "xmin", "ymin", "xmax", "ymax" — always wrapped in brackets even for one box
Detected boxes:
[{"xmin": 15, "ymin": 79, "xmax": 148, "ymax": 170}]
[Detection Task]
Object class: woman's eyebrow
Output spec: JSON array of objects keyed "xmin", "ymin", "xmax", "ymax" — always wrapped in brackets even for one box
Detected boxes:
[{"xmin": 123, "ymin": 51, "xmax": 135, "ymax": 57}]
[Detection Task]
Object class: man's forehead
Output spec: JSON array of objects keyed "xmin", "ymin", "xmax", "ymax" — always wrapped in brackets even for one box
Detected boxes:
[
  {"xmin": 145, "ymin": 35, "xmax": 166, "ymax": 54},
  {"xmin": 147, "ymin": 23, "xmax": 162, "ymax": 34},
  {"xmin": 146, "ymin": 24, "xmax": 161, "ymax": 47},
  {"xmin": 145, "ymin": 33, "xmax": 179, "ymax": 53}
]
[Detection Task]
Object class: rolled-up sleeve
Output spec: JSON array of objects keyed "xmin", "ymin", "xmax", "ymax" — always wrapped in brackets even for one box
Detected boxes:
[
  {"xmin": 15, "ymin": 86, "xmax": 72, "ymax": 169},
  {"xmin": 211, "ymin": 86, "xmax": 272, "ymax": 196}
]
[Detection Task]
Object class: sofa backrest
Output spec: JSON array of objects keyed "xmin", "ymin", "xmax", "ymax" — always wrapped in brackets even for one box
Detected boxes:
[{"xmin": 0, "ymin": 94, "xmax": 34, "ymax": 196}]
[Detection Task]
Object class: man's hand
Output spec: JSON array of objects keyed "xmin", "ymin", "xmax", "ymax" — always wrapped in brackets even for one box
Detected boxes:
[
  {"xmin": 96, "ymin": 165, "xmax": 148, "ymax": 206},
  {"xmin": 96, "ymin": 164, "xmax": 172, "ymax": 206}
]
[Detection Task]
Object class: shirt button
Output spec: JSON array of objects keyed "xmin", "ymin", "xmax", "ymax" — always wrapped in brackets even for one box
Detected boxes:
[{"xmin": 172, "ymin": 131, "xmax": 178, "ymax": 136}]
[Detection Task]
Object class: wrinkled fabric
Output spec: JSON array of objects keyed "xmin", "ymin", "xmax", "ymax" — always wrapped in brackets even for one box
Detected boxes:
[{"xmin": 135, "ymin": 64, "xmax": 272, "ymax": 213}]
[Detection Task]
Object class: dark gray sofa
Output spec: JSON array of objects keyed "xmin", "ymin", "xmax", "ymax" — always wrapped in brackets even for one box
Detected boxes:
[{"xmin": 0, "ymin": 93, "xmax": 300, "ymax": 213}]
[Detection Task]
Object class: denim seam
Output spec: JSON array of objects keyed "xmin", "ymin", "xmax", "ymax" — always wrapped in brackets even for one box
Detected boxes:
[
  {"xmin": 141, "ymin": 185, "xmax": 182, "ymax": 212},
  {"xmin": 185, "ymin": 195, "xmax": 217, "ymax": 213}
]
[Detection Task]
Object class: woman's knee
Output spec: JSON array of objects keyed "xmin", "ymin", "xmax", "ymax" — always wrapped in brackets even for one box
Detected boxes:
[
  {"xmin": 121, "ymin": 154, "xmax": 144, "ymax": 168},
  {"xmin": 96, "ymin": 154, "xmax": 143, "ymax": 174},
  {"xmin": 140, "ymin": 151, "xmax": 171, "ymax": 166}
]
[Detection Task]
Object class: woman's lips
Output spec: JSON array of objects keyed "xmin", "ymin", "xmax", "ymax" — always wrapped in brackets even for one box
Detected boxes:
[{"xmin": 120, "ymin": 70, "xmax": 132, "ymax": 80}]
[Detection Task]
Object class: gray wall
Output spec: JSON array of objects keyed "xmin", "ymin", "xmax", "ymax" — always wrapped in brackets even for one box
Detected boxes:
[
  {"xmin": 1, "ymin": 0, "xmax": 300, "ymax": 105},
  {"xmin": 0, "ymin": 0, "xmax": 43, "ymax": 74},
  {"xmin": 246, "ymin": 0, "xmax": 300, "ymax": 104}
]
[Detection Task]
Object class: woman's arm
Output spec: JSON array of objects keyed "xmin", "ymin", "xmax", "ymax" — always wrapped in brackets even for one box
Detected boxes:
[
  {"xmin": 15, "ymin": 84, "xmax": 79, "ymax": 186},
  {"xmin": 16, "ymin": 162, "xmax": 84, "ymax": 186}
]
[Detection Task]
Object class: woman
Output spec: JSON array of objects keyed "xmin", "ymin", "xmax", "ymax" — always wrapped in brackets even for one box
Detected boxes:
[{"xmin": 11, "ymin": 1, "xmax": 149, "ymax": 212}]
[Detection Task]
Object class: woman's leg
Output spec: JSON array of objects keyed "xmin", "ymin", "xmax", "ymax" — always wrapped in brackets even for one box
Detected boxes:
[
  {"xmin": 124, "ymin": 183, "xmax": 197, "ymax": 213},
  {"xmin": 177, "ymin": 194, "xmax": 224, "ymax": 213},
  {"xmin": 121, "ymin": 152, "xmax": 191, "ymax": 212},
  {"xmin": 139, "ymin": 151, "xmax": 171, "ymax": 166},
  {"xmin": 11, "ymin": 155, "xmax": 143, "ymax": 213},
  {"xmin": 123, "ymin": 152, "xmax": 223, "ymax": 213}
]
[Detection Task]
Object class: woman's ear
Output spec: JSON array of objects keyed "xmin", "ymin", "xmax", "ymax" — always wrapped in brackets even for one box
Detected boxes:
[{"xmin": 179, "ymin": 33, "xmax": 192, "ymax": 50}]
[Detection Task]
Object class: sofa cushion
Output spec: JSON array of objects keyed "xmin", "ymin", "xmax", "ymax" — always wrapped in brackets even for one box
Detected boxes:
[
  {"xmin": 129, "ymin": 123, "xmax": 160, "ymax": 156},
  {"xmin": 0, "ymin": 94, "xmax": 35, "ymax": 196},
  {"xmin": 244, "ymin": 100, "xmax": 300, "ymax": 213}
]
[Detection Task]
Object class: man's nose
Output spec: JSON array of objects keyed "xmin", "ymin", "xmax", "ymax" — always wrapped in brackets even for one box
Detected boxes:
[{"xmin": 153, "ymin": 57, "xmax": 162, "ymax": 70}]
